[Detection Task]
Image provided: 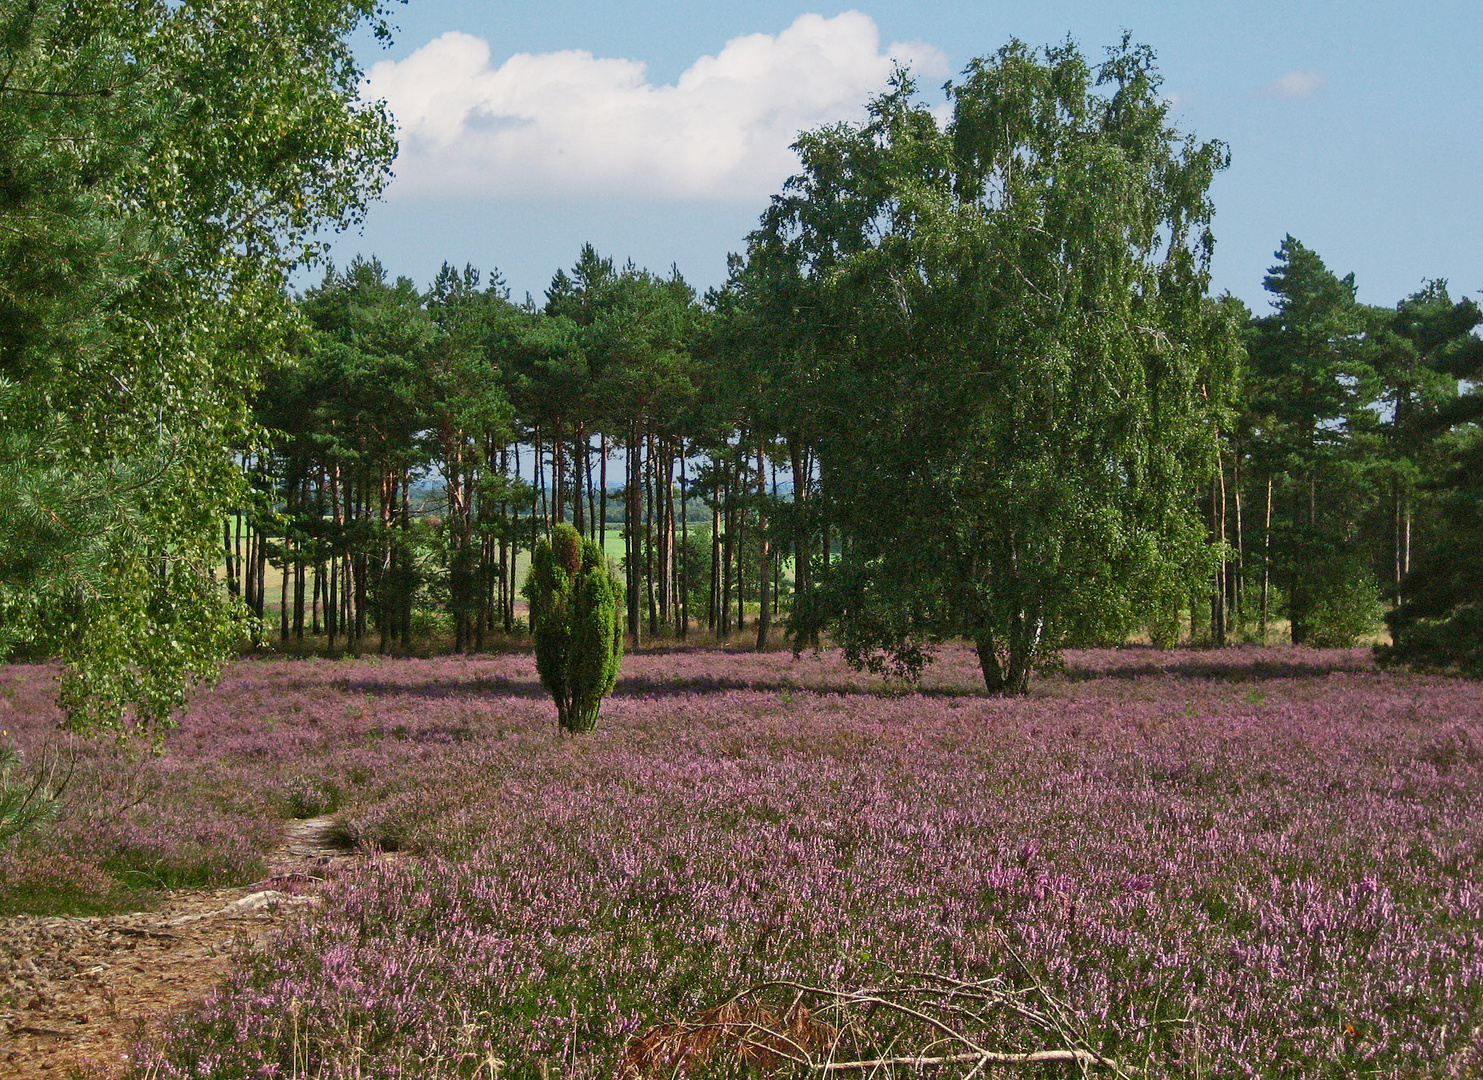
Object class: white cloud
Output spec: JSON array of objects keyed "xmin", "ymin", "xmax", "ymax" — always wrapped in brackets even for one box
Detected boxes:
[
  {"xmin": 1261, "ymin": 71, "xmax": 1327, "ymax": 99},
  {"xmin": 363, "ymin": 12, "xmax": 949, "ymax": 202}
]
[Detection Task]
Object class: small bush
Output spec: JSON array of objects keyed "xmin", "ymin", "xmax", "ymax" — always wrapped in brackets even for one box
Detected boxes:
[
  {"xmin": 523, "ymin": 523, "xmax": 624, "ymax": 733},
  {"xmin": 1303, "ymin": 573, "xmax": 1383, "ymax": 647}
]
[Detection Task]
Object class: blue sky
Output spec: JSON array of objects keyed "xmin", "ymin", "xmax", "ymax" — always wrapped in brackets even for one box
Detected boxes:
[{"xmin": 323, "ymin": 1, "xmax": 1482, "ymax": 314}]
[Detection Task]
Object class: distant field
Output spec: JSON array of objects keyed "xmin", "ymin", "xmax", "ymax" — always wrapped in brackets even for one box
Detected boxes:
[{"xmin": 2, "ymin": 645, "xmax": 1477, "ymax": 1078}]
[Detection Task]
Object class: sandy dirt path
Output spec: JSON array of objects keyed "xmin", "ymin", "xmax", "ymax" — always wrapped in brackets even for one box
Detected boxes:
[{"xmin": 1, "ymin": 818, "xmax": 357, "ymax": 1078}]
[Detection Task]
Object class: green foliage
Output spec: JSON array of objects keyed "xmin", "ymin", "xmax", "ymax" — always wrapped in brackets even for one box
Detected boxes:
[
  {"xmin": 1379, "ymin": 288, "xmax": 1483, "ymax": 675},
  {"xmin": 1248, "ymin": 238, "xmax": 1373, "ymax": 467},
  {"xmin": 676, "ymin": 526, "xmax": 714, "ymax": 621},
  {"xmin": 1384, "ymin": 599, "xmax": 1483, "ymax": 677},
  {"xmin": 523, "ymin": 524, "xmax": 624, "ymax": 732},
  {"xmin": 1367, "ymin": 282, "xmax": 1473, "ymax": 496},
  {"xmin": 1246, "ymin": 238, "xmax": 1381, "ymax": 644},
  {"xmin": 1295, "ymin": 538, "xmax": 1382, "ymax": 647},
  {"xmin": 1145, "ymin": 591, "xmax": 1186, "ymax": 651},
  {"xmin": 0, "ymin": 0, "xmax": 396, "ymax": 735},
  {"xmin": 0, "ymin": 741, "xmax": 72, "ymax": 849},
  {"xmin": 752, "ymin": 39, "xmax": 1230, "ymax": 693},
  {"xmin": 0, "ymin": 384, "xmax": 252, "ymax": 738}
]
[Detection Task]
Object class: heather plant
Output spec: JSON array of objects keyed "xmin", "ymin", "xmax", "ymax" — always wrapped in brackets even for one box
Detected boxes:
[
  {"xmin": 0, "ymin": 665, "xmax": 284, "ymax": 913},
  {"xmin": 523, "ymin": 523, "xmax": 624, "ymax": 733},
  {"xmin": 2, "ymin": 649, "xmax": 1479, "ymax": 1075},
  {"xmin": 0, "ymin": 850, "xmax": 133, "ymax": 917},
  {"xmin": 74, "ymin": 645, "xmax": 1473, "ymax": 1080},
  {"xmin": 279, "ymin": 773, "xmax": 343, "ymax": 819}
]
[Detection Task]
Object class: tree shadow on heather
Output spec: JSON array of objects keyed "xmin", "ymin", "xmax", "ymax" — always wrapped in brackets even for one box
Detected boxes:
[
  {"xmin": 280, "ymin": 644, "xmax": 1377, "ymax": 702},
  {"xmin": 611, "ymin": 674, "xmax": 984, "ymax": 699},
  {"xmin": 330, "ymin": 675, "xmax": 551, "ymax": 700},
  {"xmin": 327, "ymin": 672, "xmax": 985, "ymax": 701},
  {"xmin": 1054, "ymin": 647, "xmax": 1377, "ymax": 683}
]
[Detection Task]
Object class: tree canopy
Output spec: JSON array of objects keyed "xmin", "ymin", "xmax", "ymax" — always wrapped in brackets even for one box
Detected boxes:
[
  {"xmin": 5, "ymin": 10, "xmax": 1478, "ymax": 718},
  {"xmin": 744, "ymin": 39, "xmax": 1233, "ymax": 692},
  {"xmin": 0, "ymin": 0, "xmax": 396, "ymax": 736}
]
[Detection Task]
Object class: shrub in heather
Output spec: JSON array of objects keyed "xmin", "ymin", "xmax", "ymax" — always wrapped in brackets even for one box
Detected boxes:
[
  {"xmin": 523, "ymin": 523, "xmax": 623, "ymax": 733},
  {"xmin": 1301, "ymin": 548, "xmax": 1383, "ymax": 647}
]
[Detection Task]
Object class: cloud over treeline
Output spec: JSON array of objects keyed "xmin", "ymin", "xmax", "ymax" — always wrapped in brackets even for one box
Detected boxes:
[
  {"xmin": 364, "ymin": 12, "xmax": 947, "ymax": 202},
  {"xmin": 1261, "ymin": 71, "xmax": 1327, "ymax": 98}
]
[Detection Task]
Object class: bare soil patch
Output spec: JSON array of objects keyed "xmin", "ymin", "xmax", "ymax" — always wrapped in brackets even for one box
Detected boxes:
[{"xmin": 0, "ymin": 817, "xmax": 357, "ymax": 1079}]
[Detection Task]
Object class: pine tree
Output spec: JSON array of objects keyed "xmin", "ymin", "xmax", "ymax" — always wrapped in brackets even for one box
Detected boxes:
[
  {"xmin": 1378, "ymin": 287, "xmax": 1483, "ymax": 674},
  {"xmin": 1246, "ymin": 238, "xmax": 1381, "ymax": 645}
]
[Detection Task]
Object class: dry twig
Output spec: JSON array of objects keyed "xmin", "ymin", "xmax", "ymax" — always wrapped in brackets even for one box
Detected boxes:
[{"xmin": 620, "ymin": 974, "xmax": 1130, "ymax": 1080}]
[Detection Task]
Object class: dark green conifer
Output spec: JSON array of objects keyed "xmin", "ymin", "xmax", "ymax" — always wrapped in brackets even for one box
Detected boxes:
[
  {"xmin": 1378, "ymin": 287, "xmax": 1483, "ymax": 674},
  {"xmin": 523, "ymin": 524, "xmax": 623, "ymax": 732}
]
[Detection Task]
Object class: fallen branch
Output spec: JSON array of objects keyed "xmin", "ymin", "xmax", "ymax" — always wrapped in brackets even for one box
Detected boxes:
[
  {"xmin": 816, "ymin": 1048, "xmax": 1117, "ymax": 1070},
  {"xmin": 620, "ymin": 974, "xmax": 1131, "ymax": 1080}
]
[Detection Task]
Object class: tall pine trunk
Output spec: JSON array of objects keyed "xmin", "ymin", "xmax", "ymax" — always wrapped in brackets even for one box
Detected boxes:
[
  {"xmin": 1232, "ymin": 451, "xmax": 1244, "ymax": 633},
  {"xmin": 626, "ymin": 426, "xmax": 642, "ymax": 645},
  {"xmin": 709, "ymin": 482, "xmax": 721, "ymax": 634},
  {"xmin": 645, "ymin": 433, "xmax": 658, "ymax": 636},
  {"xmin": 719, "ymin": 461, "xmax": 734, "ymax": 639},
  {"xmin": 679, "ymin": 452, "xmax": 689, "ymax": 639},
  {"xmin": 655, "ymin": 441, "xmax": 669, "ymax": 629},
  {"xmin": 599, "ymin": 434, "xmax": 608, "ymax": 554},
  {"xmin": 1210, "ymin": 462, "xmax": 1226, "ymax": 647},
  {"xmin": 756, "ymin": 443, "xmax": 770, "ymax": 650},
  {"xmin": 1260, "ymin": 475, "xmax": 1272, "ymax": 642}
]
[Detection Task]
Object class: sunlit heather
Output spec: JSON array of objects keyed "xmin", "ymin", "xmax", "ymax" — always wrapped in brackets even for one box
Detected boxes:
[{"xmin": 3, "ymin": 645, "xmax": 1477, "ymax": 1077}]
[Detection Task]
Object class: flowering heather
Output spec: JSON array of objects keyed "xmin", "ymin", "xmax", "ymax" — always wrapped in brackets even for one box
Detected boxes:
[
  {"xmin": 1, "ymin": 668, "xmax": 281, "ymax": 912},
  {"xmin": 4, "ymin": 645, "xmax": 1481, "ymax": 1076}
]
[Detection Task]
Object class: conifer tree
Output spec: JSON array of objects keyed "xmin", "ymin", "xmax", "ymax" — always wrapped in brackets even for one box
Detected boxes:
[
  {"xmin": 1378, "ymin": 287, "xmax": 1483, "ymax": 674},
  {"xmin": 523, "ymin": 523, "xmax": 624, "ymax": 732},
  {"xmin": 1247, "ymin": 238, "xmax": 1381, "ymax": 645}
]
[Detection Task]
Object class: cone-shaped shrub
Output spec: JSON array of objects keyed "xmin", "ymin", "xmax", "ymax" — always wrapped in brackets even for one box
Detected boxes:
[{"xmin": 523, "ymin": 524, "xmax": 624, "ymax": 733}]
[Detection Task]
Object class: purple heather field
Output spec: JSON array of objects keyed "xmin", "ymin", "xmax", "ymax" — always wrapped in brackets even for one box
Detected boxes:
[{"xmin": 2, "ymin": 645, "xmax": 1481, "ymax": 1078}]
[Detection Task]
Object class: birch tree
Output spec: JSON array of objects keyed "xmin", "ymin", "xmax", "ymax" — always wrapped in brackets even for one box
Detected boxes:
[{"xmin": 755, "ymin": 40, "xmax": 1231, "ymax": 693}]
